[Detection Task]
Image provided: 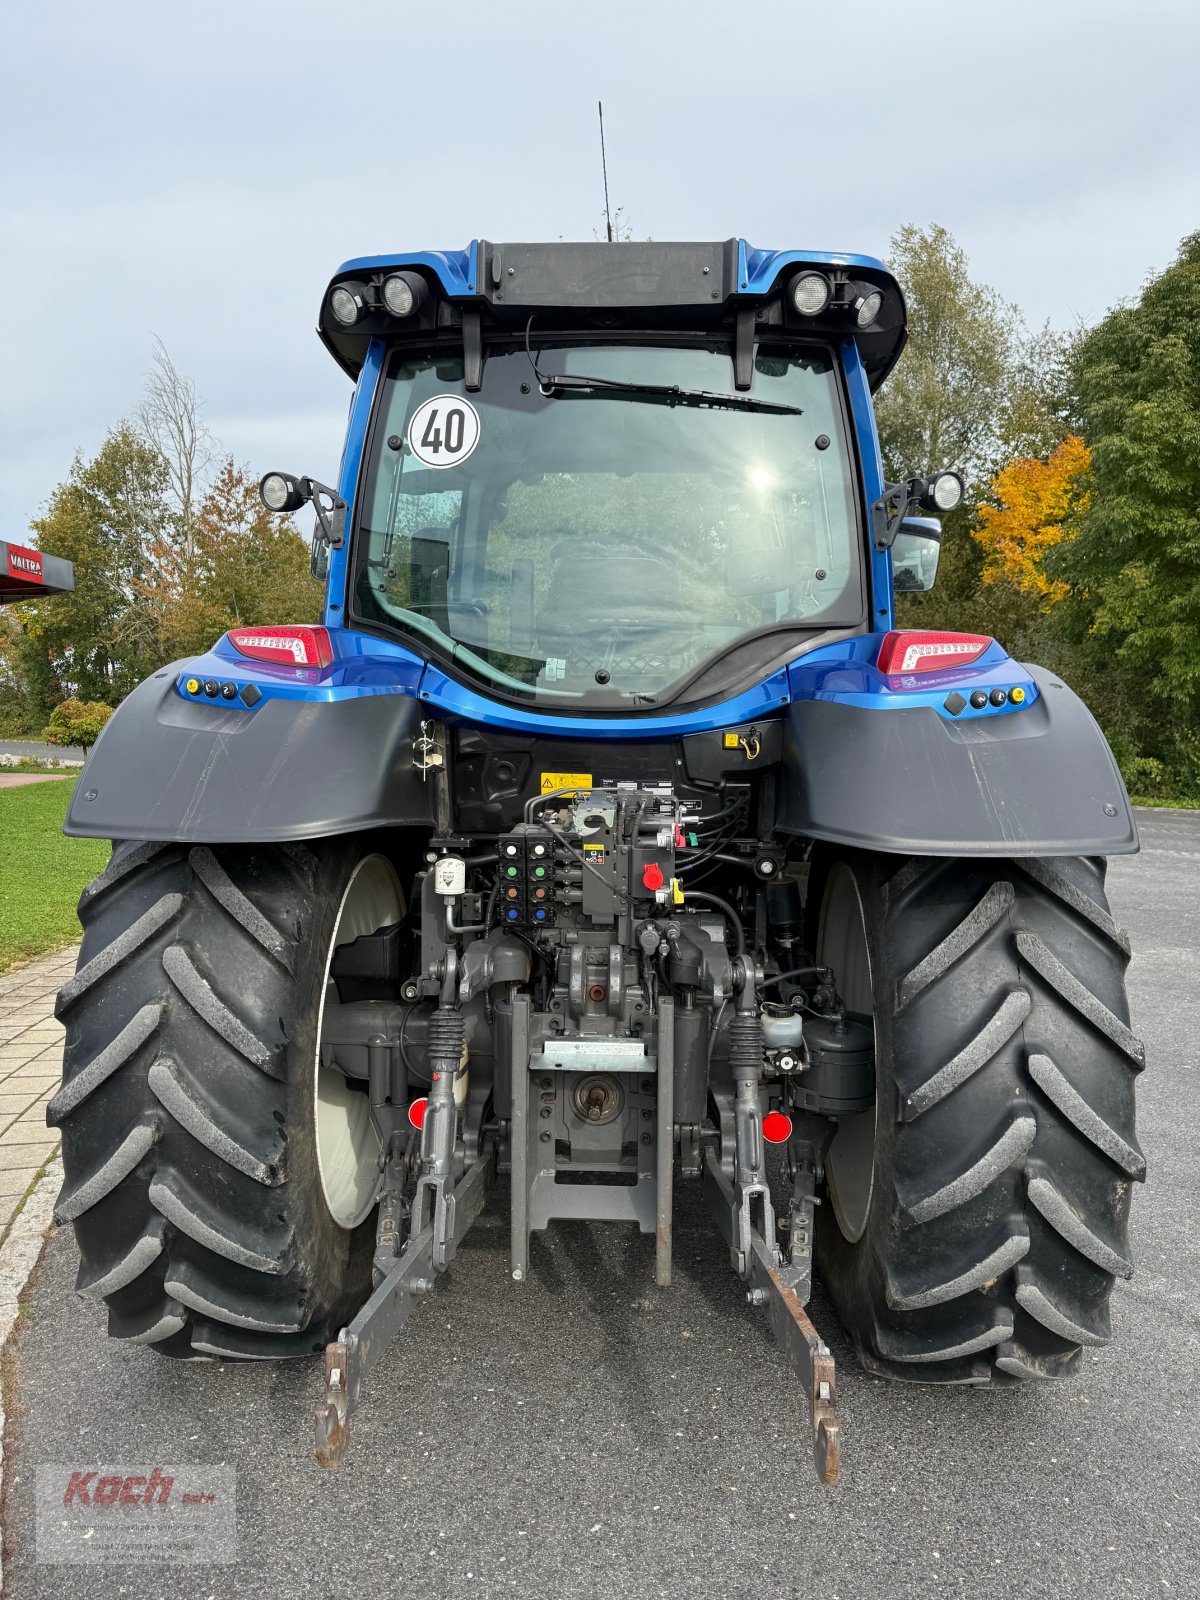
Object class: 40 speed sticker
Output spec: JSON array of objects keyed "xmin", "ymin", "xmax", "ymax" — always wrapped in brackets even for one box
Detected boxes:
[{"xmin": 406, "ymin": 394, "xmax": 481, "ymax": 470}]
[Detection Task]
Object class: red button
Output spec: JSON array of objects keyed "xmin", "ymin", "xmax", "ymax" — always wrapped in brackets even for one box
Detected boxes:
[
  {"xmin": 642, "ymin": 863, "xmax": 665, "ymax": 891},
  {"xmin": 762, "ymin": 1111, "xmax": 793, "ymax": 1144}
]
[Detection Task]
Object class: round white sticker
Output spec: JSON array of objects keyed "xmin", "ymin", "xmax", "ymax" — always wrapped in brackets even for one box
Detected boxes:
[{"xmin": 406, "ymin": 394, "xmax": 481, "ymax": 470}]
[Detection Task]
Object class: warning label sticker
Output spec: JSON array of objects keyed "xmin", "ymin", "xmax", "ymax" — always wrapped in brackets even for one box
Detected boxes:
[{"xmin": 540, "ymin": 772, "xmax": 592, "ymax": 794}]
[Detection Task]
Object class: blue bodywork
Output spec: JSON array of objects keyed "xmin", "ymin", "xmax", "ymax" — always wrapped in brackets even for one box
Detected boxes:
[
  {"xmin": 66, "ymin": 237, "xmax": 1137, "ymax": 854},
  {"xmin": 176, "ymin": 238, "xmax": 1028, "ymax": 738},
  {"xmin": 176, "ymin": 630, "xmax": 1036, "ymax": 736}
]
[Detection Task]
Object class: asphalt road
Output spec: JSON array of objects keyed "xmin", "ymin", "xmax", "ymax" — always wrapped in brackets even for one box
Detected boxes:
[
  {"xmin": 4, "ymin": 809, "xmax": 1198, "ymax": 1600},
  {"xmin": 0, "ymin": 741, "xmax": 84, "ymax": 763}
]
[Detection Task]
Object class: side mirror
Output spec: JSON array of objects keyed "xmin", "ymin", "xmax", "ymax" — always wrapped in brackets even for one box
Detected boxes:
[
  {"xmin": 310, "ymin": 534, "xmax": 330, "ymax": 582},
  {"xmin": 892, "ymin": 516, "xmax": 942, "ymax": 592}
]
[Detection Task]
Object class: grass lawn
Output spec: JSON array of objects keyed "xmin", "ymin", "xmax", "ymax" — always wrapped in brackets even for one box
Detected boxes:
[
  {"xmin": 0, "ymin": 781, "xmax": 108, "ymax": 971},
  {"xmin": 1130, "ymin": 795, "xmax": 1200, "ymax": 810}
]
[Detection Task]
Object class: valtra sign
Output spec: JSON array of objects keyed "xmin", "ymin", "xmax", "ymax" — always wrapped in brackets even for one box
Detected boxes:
[
  {"xmin": 6, "ymin": 542, "xmax": 42, "ymax": 582},
  {"xmin": 0, "ymin": 537, "xmax": 73, "ymax": 603}
]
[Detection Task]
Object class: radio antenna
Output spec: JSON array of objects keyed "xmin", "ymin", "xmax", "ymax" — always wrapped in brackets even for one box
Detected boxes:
[{"xmin": 598, "ymin": 100, "xmax": 613, "ymax": 243}]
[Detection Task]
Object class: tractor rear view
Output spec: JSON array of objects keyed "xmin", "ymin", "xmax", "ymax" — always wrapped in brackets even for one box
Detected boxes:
[{"xmin": 50, "ymin": 240, "xmax": 1144, "ymax": 1483}]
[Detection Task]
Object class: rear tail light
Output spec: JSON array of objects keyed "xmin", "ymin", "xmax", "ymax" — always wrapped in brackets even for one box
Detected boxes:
[
  {"xmin": 876, "ymin": 630, "xmax": 991, "ymax": 677},
  {"xmin": 227, "ymin": 625, "xmax": 333, "ymax": 670}
]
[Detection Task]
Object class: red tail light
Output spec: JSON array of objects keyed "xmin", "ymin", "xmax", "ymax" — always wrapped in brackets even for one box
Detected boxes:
[
  {"xmin": 877, "ymin": 630, "xmax": 991, "ymax": 677},
  {"xmin": 227, "ymin": 625, "xmax": 333, "ymax": 670}
]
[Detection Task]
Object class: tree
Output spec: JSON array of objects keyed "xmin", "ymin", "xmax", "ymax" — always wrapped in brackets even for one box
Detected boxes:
[
  {"xmin": 0, "ymin": 612, "xmax": 39, "ymax": 735},
  {"xmin": 42, "ymin": 698, "xmax": 113, "ymax": 753},
  {"xmin": 21, "ymin": 425, "xmax": 173, "ymax": 705},
  {"xmin": 138, "ymin": 336, "xmax": 213, "ymax": 554},
  {"xmin": 1051, "ymin": 232, "xmax": 1200, "ymax": 794},
  {"xmin": 880, "ymin": 226, "xmax": 1072, "ymax": 647},
  {"xmin": 973, "ymin": 435, "xmax": 1091, "ymax": 605},
  {"xmin": 596, "ymin": 205, "xmax": 636, "ymax": 242},
  {"xmin": 878, "ymin": 225, "xmax": 1018, "ymax": 487},
  {"xmin": 135, "ymin": 458, "xmax": 320, "ymax": 661},
  {"xmin": 8, "ymin": 344, "xmax": 320, "ymax": 734}
]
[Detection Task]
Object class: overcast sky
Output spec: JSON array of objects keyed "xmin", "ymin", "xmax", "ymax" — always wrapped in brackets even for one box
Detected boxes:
[{"xmin": 3, "ymin": 0, "xmax": 1197, "ymax": 536}]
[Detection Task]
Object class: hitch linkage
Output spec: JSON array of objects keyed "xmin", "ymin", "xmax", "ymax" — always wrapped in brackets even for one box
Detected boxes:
[
  {"xmin": 315, "ymin": 1002, "xmax": 495, "ymax": 1469},
  {"xmin": 316, "ymin": 966, "xmax": 841, "ymax": 1485},
  {"xmin": 701, "ymin": 956, "xmax": 841, "ymax": 1485}
]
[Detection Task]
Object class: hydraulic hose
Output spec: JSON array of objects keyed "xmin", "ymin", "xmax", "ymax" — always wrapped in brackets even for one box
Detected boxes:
[{"xmin": 682, "ymin": 890, "xmax": 746, "ymax": 956}]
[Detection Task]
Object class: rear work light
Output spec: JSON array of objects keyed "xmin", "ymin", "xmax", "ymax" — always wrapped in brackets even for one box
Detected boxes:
[
  {"xmin": 227, "ymin": 625, "xmax": 334, "ymax": 670},
  {"xmin": 877, "ymin": 631, "xmax": 992, "ymax": 677}
]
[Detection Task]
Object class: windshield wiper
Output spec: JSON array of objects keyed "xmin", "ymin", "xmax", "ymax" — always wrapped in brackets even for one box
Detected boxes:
[
  {"xmin": 523, "ymin": 315, "xmax": 803, "ymax": 416},
  {"xmin": 534, "ymin": 370, "xmax": 804, "ymax": 416}
]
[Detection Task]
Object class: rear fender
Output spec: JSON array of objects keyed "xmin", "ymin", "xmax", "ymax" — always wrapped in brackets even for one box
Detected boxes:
[
  {"xmin": 64, "ymin": 666, "xmax": 435, "ymax": 843},
  {"xmin": 777, "ymin": 663, "xmax": 1137, "ymax": 856}
]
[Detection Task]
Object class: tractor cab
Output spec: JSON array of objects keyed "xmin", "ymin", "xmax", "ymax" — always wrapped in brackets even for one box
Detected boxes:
[{"xmin": 266, "ymin": 240, "xmax": 965, "ymax": 717}]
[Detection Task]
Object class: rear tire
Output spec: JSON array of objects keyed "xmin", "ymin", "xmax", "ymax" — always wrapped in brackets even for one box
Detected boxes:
[
  {"xmin": 50, "ymin": 838, "xmax": 392, "ymax": 1360},
  {"xmin": 808, "ymin": 850, "xmax": 1146, "ymax": 1383}
]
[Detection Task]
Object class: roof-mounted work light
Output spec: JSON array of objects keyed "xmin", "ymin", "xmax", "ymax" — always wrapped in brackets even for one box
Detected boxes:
[
  {"xmin": 853, "ymin": 288, "xmax": 884, "ymax": 328},
  {"xmin": 790, "ymin": 271, "xmax": 831, "ymax": 316},
  {"xmin": 328, "ymin": 282, "xmax": 370, "ymax": 328},
  {"xmin": 381, "ymin": 271, "xmax": 427, "ymax": 318}
]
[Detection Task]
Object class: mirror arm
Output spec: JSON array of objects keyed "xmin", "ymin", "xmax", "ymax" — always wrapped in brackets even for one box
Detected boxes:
[
  {"xmin": 871, "ymin": 482, "xmax": 913, "ymax": 551},
  {"xmin": 301, "ymin": 478, "xmax": 347, "ymax": 550}
]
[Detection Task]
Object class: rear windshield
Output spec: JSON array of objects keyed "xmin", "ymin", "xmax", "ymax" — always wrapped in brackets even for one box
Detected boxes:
[{"xmin": 351, "ymin": 342, "xmax": 864, "ymax": 707}]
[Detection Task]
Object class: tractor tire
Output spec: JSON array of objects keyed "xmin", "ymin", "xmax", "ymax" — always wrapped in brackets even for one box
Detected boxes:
[
  {"xmin": 49, "ymin": 838, "xmax": 391, "ymax": 1360},
  {"xmin": 808, "ymin": 850, "xmax": 1145, "ymax": 1383}
]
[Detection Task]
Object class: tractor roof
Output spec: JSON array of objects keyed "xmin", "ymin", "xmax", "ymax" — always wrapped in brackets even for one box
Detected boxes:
[{"xmin": 318, "ymin": 239, "xmax": 906, "ymax": 391}]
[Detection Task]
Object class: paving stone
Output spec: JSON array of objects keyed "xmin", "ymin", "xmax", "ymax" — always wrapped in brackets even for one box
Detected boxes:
[
  {"xmin": 0, "ymin": 1094, "xmax": 40, "ymax": 1115},
  {"xmin": 1, "ymin": 1074, "xmax": 60, "ymax": 1092},
  {"xmin": 3, "ymin": 1121, "xmax": 59, "ymax": 1145},
  {"xmin": 0, "ymin": 1141, "xmax": 57, "ymax": 1172}
]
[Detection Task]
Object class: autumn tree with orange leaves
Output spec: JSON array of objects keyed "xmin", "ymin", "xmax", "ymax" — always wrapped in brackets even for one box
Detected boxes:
[{"xmin": 972, "ymin": 435, "xmax": 1091, "ymax": 607}]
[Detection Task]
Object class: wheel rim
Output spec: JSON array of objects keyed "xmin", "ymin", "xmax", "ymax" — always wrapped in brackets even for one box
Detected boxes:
[
  {"xmin": 815, "ymin": 861, "xmax": 878, "ymax": 1244},
  {"xmin": 313, "ymin": 855, "xmax": 403, "ymax": 1229}
]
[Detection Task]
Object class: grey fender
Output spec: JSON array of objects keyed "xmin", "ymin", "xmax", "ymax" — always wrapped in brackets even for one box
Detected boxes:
[
  {"xmin": 775, "ymin": 664, "xmax": 1138, "ymax": 856},
  {"xmin": 64, "ymin": 667, "xmax": 435, "ymax": 843}
]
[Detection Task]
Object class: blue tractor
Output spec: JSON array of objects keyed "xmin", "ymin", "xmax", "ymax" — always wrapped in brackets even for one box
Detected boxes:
[{"xmin": 51, "ymin": 241, "xmax": 1144, "ymax": 1482}]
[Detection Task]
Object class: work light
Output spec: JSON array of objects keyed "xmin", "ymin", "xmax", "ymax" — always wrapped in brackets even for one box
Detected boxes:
[
  {"xmin": 929, "ymin": 471, "xmax": 964, "ymax": 511},
  {"xmin": 382, "ymin": 273, "xmax": 418, "ymax": 317},
  {"xmin": 259, "ymin": 471, "xmax": 306, "ymax": 514},
  {"xmin": 854, "ymin": 289, "xmax": 884, "ymax": 328},
  {"xmin": 329, "ymin": 282, "xmax": 369, "ymax": 327},
  {"xmin": 790, "ymin": 272, "xmax": 831, "ymax": 316}
]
